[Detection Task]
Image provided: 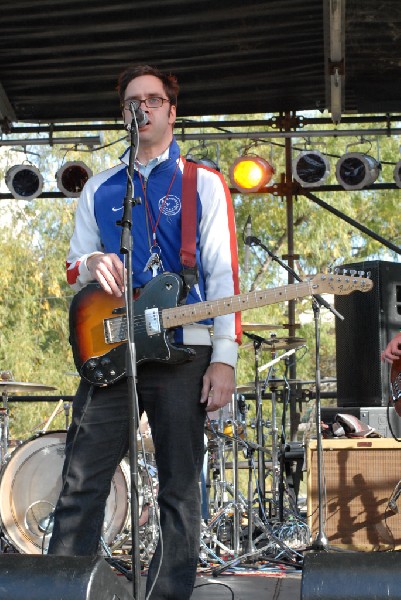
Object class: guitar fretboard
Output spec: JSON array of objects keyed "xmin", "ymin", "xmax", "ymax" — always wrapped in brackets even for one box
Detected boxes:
[{"xmin": 161, "ymin": 279, "xmax": 316, "ymax": 328}]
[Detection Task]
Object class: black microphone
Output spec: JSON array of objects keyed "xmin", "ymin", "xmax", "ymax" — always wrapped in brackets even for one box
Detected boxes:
[
  {"xmin": 243, "ymin": 331, "xmax": 267, "ymax": 345},
  {"xmin": 129, "ymin": 101, "xmax": 149, "ymax": 128},
  {"xmin": 244, "ymin": 215, "xmax": 252, "ymax": 273}
]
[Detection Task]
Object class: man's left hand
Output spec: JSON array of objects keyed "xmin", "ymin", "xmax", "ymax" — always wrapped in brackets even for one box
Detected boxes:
[{"xmin": 200, "ymin": 362, "xmax": 235, "ymax": 412}]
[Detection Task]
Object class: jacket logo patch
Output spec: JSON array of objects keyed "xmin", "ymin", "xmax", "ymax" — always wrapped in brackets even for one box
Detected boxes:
[{"xmin": 159, "ymin": 195, "xmax": 181, "ymax": 216}]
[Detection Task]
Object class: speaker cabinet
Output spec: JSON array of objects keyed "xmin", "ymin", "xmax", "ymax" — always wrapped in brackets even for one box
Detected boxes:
[
  {"xmin": 0, "ymin": 555, "xmax": 131, "ymax": 600},
  {"xmin": 307, "ymin": 438, "xmax": 401, "ymax": 551},
  {"xmin": 334, "ymin": 260, "xmax": 401, "ymax": 407},
  {"xmin": 302, "ymin": 551, "xmax": 401, "ymax": 600}
]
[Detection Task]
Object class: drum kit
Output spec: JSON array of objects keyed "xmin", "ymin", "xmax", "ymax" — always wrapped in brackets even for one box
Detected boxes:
[
  {"xmin": 0, "ymin": 375, "xmax": 159, "ymax": 562},
  {"xmin": 199, "ymin": 325, "xmax": 317, "ymax": 571},
  {"xmin": 0, "ymin": 324, "xmax": 330, "ymax": 571}
]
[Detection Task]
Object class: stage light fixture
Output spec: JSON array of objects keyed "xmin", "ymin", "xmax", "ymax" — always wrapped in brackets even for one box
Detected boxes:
[
  {"xmin": 56, "ymin": 161, "xmax": 93, "ymax": 198},
  {"xmin": 292, "ymin": 150, "xmax": 330, "ymax": 188},
  {"xmin": 186, "ymin": 154, "xmax": 220, "ymax": 171},
  {"xmin": 5, "ymin": 164, "xmax": 43, "ymax": 200},
  {"xmin": 336, "ymin": 152, "xmax": 381, "ymax": 190},
  {"xmin": 185, "ymin": 142, "xmax": 221, "ymax": 171},
  {"xmin": 394, "ymin": 160, "xmax": 401, "ymax": 188},
  {"xmin": 229, "ymin": 155, "xmax": 275, "ymax": 193}
]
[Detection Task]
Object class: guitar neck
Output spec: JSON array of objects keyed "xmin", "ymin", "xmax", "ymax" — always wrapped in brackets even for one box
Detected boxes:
[{"xmin": 161, "ymin": 279, "xmax": 315, "ymax": 329}]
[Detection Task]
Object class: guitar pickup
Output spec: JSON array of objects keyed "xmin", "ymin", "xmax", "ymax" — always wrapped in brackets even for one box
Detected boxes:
[
  {"xmin": 145, "ymin": 308, "xmax": 161, "ymax": 336},
  {"xmin": 104, "ymin": 316, "xmax": 127, "ymax": 344}
]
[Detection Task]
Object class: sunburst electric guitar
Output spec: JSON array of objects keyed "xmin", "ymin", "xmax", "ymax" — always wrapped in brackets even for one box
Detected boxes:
[{"xmin": 69, "ymin": 271, "xmax": 373, "ymax": 386}]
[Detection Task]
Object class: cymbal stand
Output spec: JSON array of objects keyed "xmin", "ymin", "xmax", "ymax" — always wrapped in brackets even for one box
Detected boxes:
[
  {"xmin": 250, "ymin": 337, "xmax": 267, "ymax": 518},
  {"xmin": 231, "ymin": 387, "xmax": 242, "ymax": 555},
  {"xmin": 206, "ymin": 392, "xmax": 242, "ymax": 554},
  {"xmin": 208, "ymin": 411, "xmax": 229, "ymax": 512},
  {"xmin": 0, "ymin": 390, "xmax": 9, "ymax": 463},
  {"xmin": 264, "ymin": 356, "xmax": 287, "ymax": 512},
  {"xmin": 244, "ymin": 444, "xmax": 256, "ymax": 553}
]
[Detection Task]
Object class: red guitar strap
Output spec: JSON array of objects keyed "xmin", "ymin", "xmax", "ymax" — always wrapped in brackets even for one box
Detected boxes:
[{"xmin": 180, "ymin": 159, "xmax": 199, "ymax": 291}]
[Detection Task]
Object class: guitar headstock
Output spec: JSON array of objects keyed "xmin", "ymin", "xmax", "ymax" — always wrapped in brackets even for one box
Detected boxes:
[{"xmin": 310, "ymin": 270, "xmax": 374, "ymax": 295}]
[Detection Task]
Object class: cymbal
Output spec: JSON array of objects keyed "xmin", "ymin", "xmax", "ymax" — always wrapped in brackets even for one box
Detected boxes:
[
  {"xmin": 0, "ymin": 381, "xmax": 57, "ymax": 394},
  {"xmin": 242, "ymin": 336, "xmax": 306, "ymax": 351},
  {"xmin": 264, "ymin": 336, "xmax": 306, "ymax": 350},
  {"xmin": 237, "ymin": 378, "xmax": 336, "ymax": 392},
  {"xmin": 242, "ymin": 323, "xmax": 288, "ymax": 331}
]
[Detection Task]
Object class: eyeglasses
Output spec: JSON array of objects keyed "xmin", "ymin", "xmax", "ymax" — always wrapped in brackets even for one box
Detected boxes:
[{"xmin": 122, "ymin": 97, "xmax": 170, "ymax": 110}]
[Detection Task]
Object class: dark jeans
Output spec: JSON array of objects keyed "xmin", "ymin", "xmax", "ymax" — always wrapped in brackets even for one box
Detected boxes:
[{"xmin": 48, "ymin": 345, "xmax": 211, "ymax": 600}]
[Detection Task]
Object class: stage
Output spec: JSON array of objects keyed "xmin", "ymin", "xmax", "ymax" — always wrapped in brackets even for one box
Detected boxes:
[{"xmin": 121, "ymin": 570, "xmax": 303, "ymax": 599}]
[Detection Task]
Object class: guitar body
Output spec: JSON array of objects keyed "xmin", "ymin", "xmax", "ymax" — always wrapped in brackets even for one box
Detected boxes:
[
  {"xmin": 69, "ymin": 273, "xmax": 195, "ymax": 386},
  {"xmin": 391, "ymin": 357, "xmax": 401, "ymax": 417}
]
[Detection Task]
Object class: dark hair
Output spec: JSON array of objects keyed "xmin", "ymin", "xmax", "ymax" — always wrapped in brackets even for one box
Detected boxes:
[{"xmin": 117, "ymin": 65, "xmax": 179, "ymax": 106}]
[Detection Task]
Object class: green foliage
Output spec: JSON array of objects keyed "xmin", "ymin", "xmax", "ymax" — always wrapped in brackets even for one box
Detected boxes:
[{"xmin": 1, "ymin": 117, "xmax": 400, "ymax": 443}]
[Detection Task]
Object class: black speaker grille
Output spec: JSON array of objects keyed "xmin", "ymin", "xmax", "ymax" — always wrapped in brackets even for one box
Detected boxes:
[{"xmin": 334, "ymin": 260, "xmax": 401, "ymax": 407}]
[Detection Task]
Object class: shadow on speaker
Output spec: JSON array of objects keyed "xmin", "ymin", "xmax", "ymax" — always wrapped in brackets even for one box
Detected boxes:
[
  {"xmin": 0, "ymin": 554, "xmax": 132, "ymax": 600},
  {"xmin": 302, "ymin": 551, "xmax": 401, "ymax": 599}
]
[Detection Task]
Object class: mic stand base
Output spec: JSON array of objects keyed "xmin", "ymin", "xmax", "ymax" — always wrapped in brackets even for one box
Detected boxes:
[{"xmin": 311, "ymin": 533, "xmax": 329, "ymax": 551}]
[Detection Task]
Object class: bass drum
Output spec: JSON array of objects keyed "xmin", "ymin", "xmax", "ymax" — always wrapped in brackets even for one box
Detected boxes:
[{"xmin": 0, "ymin": 430, "xmax": 134, "ymax": 554}]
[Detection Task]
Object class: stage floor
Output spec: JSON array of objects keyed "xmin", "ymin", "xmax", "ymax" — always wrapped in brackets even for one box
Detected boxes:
[{"xmin": 119, "ymin": 570, "xmax": 303, "ymax": 599}]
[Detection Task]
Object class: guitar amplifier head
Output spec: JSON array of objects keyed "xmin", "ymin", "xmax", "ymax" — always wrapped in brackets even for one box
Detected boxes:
[{"xmin": 307, "ymin": 438, "xmax": 401, "ymax": 551}]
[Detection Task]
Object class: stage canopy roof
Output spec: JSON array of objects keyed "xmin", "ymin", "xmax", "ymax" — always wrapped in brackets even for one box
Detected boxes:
[{"xmin": 1, "ymin": 0, "xmax": 401, "ymax": 126}]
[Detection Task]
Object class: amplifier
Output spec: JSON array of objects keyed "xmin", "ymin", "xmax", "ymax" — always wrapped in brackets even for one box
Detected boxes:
[{"xmin": 307, "ymin": 438, "xmax": 401, "ymax": 550}]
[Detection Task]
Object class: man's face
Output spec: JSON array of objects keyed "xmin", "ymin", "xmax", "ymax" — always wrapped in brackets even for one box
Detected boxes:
[{"xmin": 122, "ymin": 74, "xmax": 176, "ymax": 153}]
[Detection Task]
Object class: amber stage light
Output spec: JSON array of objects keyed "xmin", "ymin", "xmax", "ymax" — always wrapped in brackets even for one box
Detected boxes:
[{"xmin": 229, "ymin": 156, "xmax": 275, "ymax": 193}]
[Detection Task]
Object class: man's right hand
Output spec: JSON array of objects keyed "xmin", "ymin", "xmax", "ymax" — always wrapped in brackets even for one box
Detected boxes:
[
  {"xmin": 381, "ymin": 332, "xmax": 401, "ymax": 364},
  {"xmin": 86, "ymin": 253, "xmax": 126, "ymax": 297}
]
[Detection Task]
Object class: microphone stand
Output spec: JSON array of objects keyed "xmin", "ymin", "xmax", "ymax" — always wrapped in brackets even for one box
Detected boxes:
[
  {"xmin": 247, "ymin": 235, "xmax": 344, "ymax": 550},
  {"xmin": 118, "ymin": 116, "xmax": 142, "ymax": 599}
]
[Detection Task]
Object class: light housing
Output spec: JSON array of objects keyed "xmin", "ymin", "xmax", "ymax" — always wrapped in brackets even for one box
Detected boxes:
[
  {"xmin": 336, "ymin": 153, "xmax": 381, "ymax": 190},
  {"xmin": 292, "ymin": 150, "xmax": 330, "ymax": 188},
  {"xmin": 56, "ymin": 161, "xmax": 93, "ymax": 197},
  {"xmin": 229, "ymin": 155, "xmax": 275, "ymax": 193},
  {"xmin": 5, "ymin": 164, "xmax": 43, "ymax": 200},
  {"xmin": 186, "ymin": 155, "xmax": 220, "ymax": 171}
]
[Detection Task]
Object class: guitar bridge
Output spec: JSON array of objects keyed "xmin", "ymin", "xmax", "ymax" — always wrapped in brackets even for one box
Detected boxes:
[{"xmin": 104, "ymin": 316, "xmax": 128, "ymax": 344}]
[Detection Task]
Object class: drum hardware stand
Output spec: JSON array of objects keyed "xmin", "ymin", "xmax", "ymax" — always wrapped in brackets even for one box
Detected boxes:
[
  {"xmin": 211, "ymin": 447, "xmax": 302, "ymax": 577},
  {"xmin": 263, "ymin": 366, "xmax": 284, "ymax": 519},
  {"xmin": 258, "ymin": 347, "xmax": 304, "ymax": 522},
  {"xmin": 243, "ymin": 331, "xmax": 268, "ymax": 518},
  {"xmin": 229, "ymin": 386, "xmax": 242, "ymax": 555},
  {"xmin": 278, "ymin": 384, "xmax": 295, "ymax": 521},
  {"xmin": 200, "ymin": 515, "xmax": 236, "ymax": 564},
  {"xmin": 244, "ymin": 445, "xmax": 257, "ymax": 554},
  {"xmin": 0, "ymin": 389, "xmax": 10, "ymax": 463},
  {"xmin": 206, "ymin": 389, "xmax": 244, "ymax": 545}
]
